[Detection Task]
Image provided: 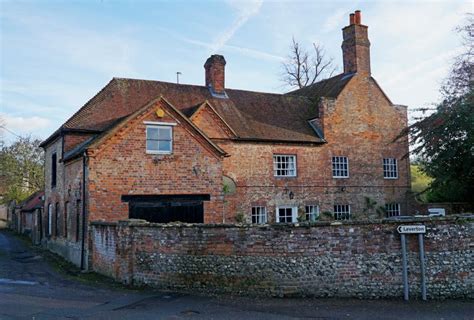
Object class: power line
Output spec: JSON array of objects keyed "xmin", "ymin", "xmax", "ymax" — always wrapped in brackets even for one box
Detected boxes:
[{"xmin": 0, "ymin": 125, "xmax": 22, "ymax": 138}]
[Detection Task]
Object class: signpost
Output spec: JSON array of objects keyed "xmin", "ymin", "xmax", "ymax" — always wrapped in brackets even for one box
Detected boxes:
[
  {"xmin": 397, "ymin": 225, "xmax": 427, "ymax": 301},
  {"xmin": 397, "ymin": 225, "xmax": 426, "ymax": 234}
]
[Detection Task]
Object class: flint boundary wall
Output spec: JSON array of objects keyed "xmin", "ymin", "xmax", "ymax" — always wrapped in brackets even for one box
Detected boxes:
[{"xmin": 90, "ymin": 216, "xmax": 473, "ymax": 299}]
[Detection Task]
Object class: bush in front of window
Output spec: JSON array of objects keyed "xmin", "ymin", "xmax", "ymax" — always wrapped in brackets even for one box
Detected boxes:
[
  {"xmin": 321, "ymin": 211, "xmax": 334, "ymax": 220},
  {"xmin": 235, "ymin": 212, "xmax": 246, "ymax": 223},
  {"xmin": 297, "ymin": 208, "xmax": 307, "ymax": 222}
]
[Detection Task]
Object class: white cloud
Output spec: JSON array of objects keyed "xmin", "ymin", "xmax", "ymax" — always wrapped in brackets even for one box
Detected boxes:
[
  {"xmin": 322, "ymin": 8, "xmax": 349, "ymax": 33},
  {"xmin": 1, "ymin": 9, "xmax": 139, "ymax": 77},
  {"xmin": 380, "ymin": 47, "xmax": 462, "ymax": 88},
  {"xmin": 178, "ymin": 33, "xmax": 283, "ymax": 62},
  {"xmin": 210, "ymin": 0, "xmax": 263, "ymax": 53},
  {"xmin": 0, "ymin": 113, "xmax": 51, "ymax": 134},
  {"xmin": 367, "ymin": 0, "xmax": 470, "ymax": 109}
]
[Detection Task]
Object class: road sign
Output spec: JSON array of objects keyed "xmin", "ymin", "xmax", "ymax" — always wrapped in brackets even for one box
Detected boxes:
[{"xmin": 397, "ymin": 225, "xmax": 426, "ymax": 234}]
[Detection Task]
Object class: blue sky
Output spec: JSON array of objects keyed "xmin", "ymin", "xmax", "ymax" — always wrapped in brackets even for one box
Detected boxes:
[{"xmin": 0, "ymin": 0, "xmax": 471, "ymax": 143}]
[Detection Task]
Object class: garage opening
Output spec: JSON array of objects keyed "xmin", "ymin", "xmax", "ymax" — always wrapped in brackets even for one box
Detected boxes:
[{"xmin": 121, "ymin": 194, "xmax": 210, "ymax": 223}]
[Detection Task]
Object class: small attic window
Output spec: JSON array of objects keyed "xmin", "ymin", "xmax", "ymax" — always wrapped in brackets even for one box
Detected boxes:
[{"xmin": 146, "ymin": 125, "xmax": 173, "ymax": 154}]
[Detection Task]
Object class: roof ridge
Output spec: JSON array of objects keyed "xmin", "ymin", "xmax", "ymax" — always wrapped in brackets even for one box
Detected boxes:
[
  {"xmin": 112, "ymin": 77, "xmax": 208, "ymax": 90},
  {"xmin": 112, "ymin": 77, "xmax": 310, "ymax": 99},
  {"xmin": 285, "ymin": 72, "xmax": 354, "ymax": 98},
  {"xmin": 226, "ymin": 87, "xmax": 309, "ymax": 99}
]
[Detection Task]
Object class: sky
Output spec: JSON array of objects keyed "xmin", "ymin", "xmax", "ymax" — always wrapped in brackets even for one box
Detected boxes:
[{"xmin": 0, "ymin": 0, "xmax": 471, "ymax": 143}]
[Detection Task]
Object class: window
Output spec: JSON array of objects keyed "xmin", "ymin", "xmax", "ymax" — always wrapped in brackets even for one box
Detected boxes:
[
  {"xmin": 51, "ymin": 153, "xmax": 57, "ymax": 188},
  {"xmin": 276, "ymin": 206, "xmax": 297, "ymax": 223},
  {"xmin": 64, "ymin": 202, "xmax": 69, "ymax": 239},
  {"xmin": 47, "ymin": 204, "xmax": 52, "ymax": 236},
  {"xmin": 334, "ymin": 205, "xmax": 351, "ymax": 220},
  {"xmin": 273, "ymin": 155, "xmax": 296, "ymax": 177},
  {"xmin": 305, "ymin": 205, "xmax": 320, "ymax": 222},
  {"xmin": 332, "ymin": 156, "xmax": 349, "ymax": 178},
  {"xmin": 385, "ymin": 203, "xmax": 400, "ymax": 217},
  {"xmin": 251, "ymin": 206, "xmax": 267, "ymax": 224},
  {"xmin": 76, "ymin": 200, "xmax": 81, "ymax": 242},
  {"xmin": 146, "ymin": 125, "xmax": 172, "ymax": 154},
  {"xmin": 383, "ymin": 158, "xmax": 398, "ymax": 179},
  {"xmin": 55, "ymin": 203, "xmax": 60, "ymax": 237}
]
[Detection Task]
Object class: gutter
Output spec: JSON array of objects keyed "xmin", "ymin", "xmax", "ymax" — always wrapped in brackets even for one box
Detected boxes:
[
  {"xmin": 39, "ymin": 127, "xmax": 102, "ymax": 149},
  {"xmin": 229, "ymin": 137, "xmax": 326, "ymax": 145}
]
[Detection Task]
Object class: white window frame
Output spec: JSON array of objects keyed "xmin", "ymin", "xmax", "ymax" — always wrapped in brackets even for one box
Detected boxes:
[
  {"xmin": 305, "ymin": 205, "xmax": 320, "ymax": 222},
  {"xmin": 251, "ymin": 206, "xmax": 267, "ymax": 224},
  {"xmin": 276, "ymin": 206, "xmax": 298, "ymax": 223},
  {"xmin": 332, "ymin": 156, "xmax": 349, "ymax": 178},
  {"xmin": 334, "ymin": 204, "xmax": 351, "ymax": 221},
  {"xmin": 47, "ymin": 203, "xmax": 52, "ymax": 236},
  {"xmin": 383, "ymin": 158, "xmax": 398, "ymax": 179},
  {"xmin": 385, "ymin": 203, "xmax": 401, "ymax": 217},
  {"xmin": 146, "ymin": 125, "xmax": 173, "ymax": 154},
  {"xmin": 273, "ymin": 155, "xmax": 297, "ymax": 177}
]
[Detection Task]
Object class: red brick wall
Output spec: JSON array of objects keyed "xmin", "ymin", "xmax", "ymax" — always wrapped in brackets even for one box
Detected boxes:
[
  {"xmin": 342, "ymin": 24, "xmax": 371, "ymax": 75},
  {"xmin": 87, "ymin": 101, "xmax": 224, "ymax": 223},
  {"xmin": 64, "ymin": 133, "xmax": 94, "ymax": 153},
  {"xmin": 216, "ymin": 74, "xmax": 410, "ymax": 222},
  {"xmin": 191, "ymin": 104, "xmax": 233, "ymax": 139}
]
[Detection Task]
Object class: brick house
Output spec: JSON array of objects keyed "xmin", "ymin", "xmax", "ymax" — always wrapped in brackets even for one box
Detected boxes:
[{"xmin": 40, "ymin": 11, "xmax": 410, "ymax": 267}]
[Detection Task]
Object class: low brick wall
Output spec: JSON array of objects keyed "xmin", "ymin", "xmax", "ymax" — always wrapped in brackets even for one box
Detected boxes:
[{"xmin": 90, "ymin": 217, "xmax": 473, "ymax": 299}]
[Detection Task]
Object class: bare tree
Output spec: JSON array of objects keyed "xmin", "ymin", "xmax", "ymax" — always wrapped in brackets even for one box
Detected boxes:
[{"xmin": 281, "ymin": 37, "xmax": 336, "ymax": 89}]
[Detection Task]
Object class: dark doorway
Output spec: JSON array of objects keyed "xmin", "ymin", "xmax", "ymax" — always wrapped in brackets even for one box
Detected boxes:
[
  {"xmin": 122, "ymin": 194, "xmax": 209, "ymax": 224},
  {"xmin": 129, "ymin": 201, "xmax": 204, "ymax": 223}
]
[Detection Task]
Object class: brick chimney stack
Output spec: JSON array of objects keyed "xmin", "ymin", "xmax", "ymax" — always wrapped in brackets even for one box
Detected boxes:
[
  {"xmin": 204, "ymin": 55, "xmax": 226, "ymax": 95},
  {"xmin": 341, "ymin": 10, "xmax": 371, "ymax": 75}
]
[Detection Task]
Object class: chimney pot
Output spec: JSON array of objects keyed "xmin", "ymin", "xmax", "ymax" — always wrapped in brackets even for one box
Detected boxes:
[
  {"xmin": 349, "ymin": 13, "xmax": 355, "ymax": 25},
  {"xmin": 354, "ymin": 10, "xmax": 361, "ymax": 24}
]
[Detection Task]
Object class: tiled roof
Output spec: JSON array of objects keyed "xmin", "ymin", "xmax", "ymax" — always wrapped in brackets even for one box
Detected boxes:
[
  {"xmin": 45, "ymin": 74, "xmax": 354, "ymax": 148},
  {"xmin": 62, "ymin": 78, "xmax": 323, "ymax": 143},
  {"xmin": 20, "ymin": 191, "xmax": 44, "ymax": 212},
  {"xmin": 286, "ymin": 72, "xmax": 354, "ymax": 99}
]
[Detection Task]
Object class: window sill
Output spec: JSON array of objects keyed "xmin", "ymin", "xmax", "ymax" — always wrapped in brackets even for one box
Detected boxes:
[
  {"xmin": 332, "ymin": 176, "xmax": 349, "ymax": 179},
  {"xmin": 384, "ymin": 177, "xmax": 399, "ymax": 180},
  {"xmin": 146, "ymin": 151, "xmax": 173, "ymax": 155}
]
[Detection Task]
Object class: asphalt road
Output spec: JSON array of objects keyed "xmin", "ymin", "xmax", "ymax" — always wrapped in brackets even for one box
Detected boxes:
[{"xmin": 0, "ymin": 229, "xmax": 472, "ymax": 320}]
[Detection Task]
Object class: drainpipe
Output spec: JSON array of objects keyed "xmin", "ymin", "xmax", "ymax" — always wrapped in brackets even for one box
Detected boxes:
[{"xmin": 80, "ymin": 152, "xmax": 87, "ymax": 270}]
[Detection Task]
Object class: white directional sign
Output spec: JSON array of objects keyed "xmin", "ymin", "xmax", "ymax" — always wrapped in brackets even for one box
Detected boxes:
[{"xmin": 397, "ymin": 225, "xmax": 426, "ymax": 234}]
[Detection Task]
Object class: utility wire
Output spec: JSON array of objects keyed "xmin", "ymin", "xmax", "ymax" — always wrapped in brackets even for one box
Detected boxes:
[{"xmin": 0, "ymin": 125, "xmax": 22, "ymax": 138}]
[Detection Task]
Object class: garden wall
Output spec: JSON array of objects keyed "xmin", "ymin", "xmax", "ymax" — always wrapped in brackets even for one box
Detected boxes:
[{"xmin": 90, "ymin": 217, "xmax": 473, "ymax": 299}]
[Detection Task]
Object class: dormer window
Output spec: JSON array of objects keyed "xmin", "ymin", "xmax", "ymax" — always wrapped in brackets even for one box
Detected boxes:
[{"xmin": 145, "ymin": 123, "xmax": 174, "ymax": 154}]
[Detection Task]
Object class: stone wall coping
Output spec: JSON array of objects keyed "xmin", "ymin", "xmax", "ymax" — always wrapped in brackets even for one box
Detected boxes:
[{"xmin": 90, "ymin": 214, "xmax": 473, "ymax": 229}]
